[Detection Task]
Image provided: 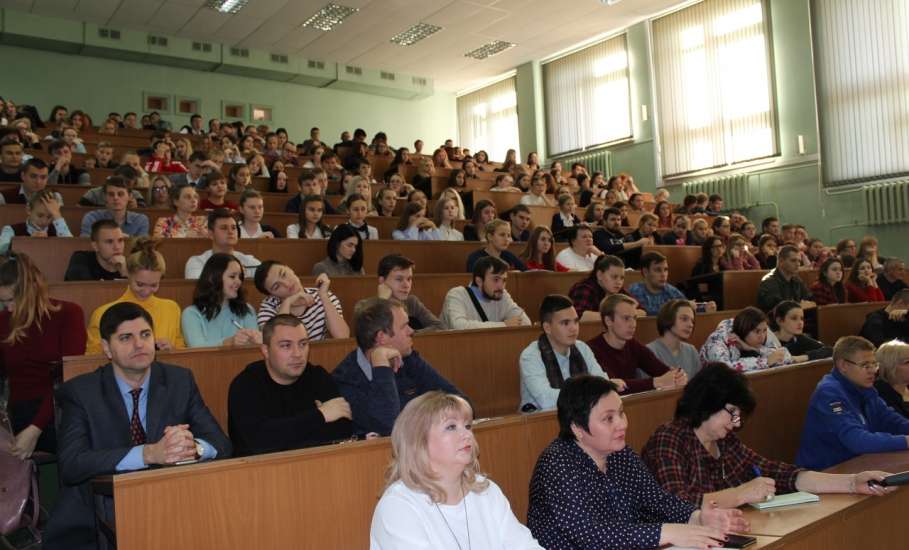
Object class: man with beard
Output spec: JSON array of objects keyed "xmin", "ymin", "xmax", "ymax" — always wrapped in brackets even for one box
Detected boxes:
[{"xmin": 440, "ymin": 256, "xmax": 531, "ymax": 330}]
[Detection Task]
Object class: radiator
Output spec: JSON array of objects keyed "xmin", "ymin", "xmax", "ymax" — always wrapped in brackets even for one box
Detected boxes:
[
  {"xmin": 683, "ymin": 174, "xmax": 752, "ymax": 210},
  {"xmin": 864, "ymin": 179, "xmax": 909, "ymax": 225},
  {"xmin": 553, "ymin": 149, "xmax": 612, "ymax": 175}
]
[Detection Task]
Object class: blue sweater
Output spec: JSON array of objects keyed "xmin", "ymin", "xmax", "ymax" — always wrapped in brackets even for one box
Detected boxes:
[
  {"xmin": 796, "ymin": 368, "xmax": 909, "ymax": 470},
  {"xmin": 332, "ymin": 349, "xmax": 462, "ymax": 436}
]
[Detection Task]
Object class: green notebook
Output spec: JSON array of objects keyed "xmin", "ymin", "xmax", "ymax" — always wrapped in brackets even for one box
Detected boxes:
[{"xmin": 748, "ymin": 491, "xmax": 820, "ymax": 510}]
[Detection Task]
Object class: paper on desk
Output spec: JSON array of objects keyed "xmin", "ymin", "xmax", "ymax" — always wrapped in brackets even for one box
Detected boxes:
[{"xmin": 748, "ymin": 490, "xmax": 819, "ymax": 510}]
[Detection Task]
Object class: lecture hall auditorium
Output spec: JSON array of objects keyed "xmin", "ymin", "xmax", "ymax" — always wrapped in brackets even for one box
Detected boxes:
[{"xmin": 1, "ymin": 0, "xmax": 908, "ymax": 548}]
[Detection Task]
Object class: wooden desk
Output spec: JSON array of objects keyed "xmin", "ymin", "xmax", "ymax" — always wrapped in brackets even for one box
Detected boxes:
[
  {"xmin": 644, "ymin": 245, "xmax": 701, "ymax": 285},
  {"xmin": 817, "ymin": 302, "xmax": 886, "ymax": 345},
  {"xmin": 97, "ymin": 360, "xmax": 831, "ymax": 549}
]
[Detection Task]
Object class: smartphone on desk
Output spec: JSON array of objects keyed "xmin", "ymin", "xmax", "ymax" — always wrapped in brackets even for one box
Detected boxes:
[{"xmin": 724, "ymin": 534, "xmax": 757, "ymax": 548}]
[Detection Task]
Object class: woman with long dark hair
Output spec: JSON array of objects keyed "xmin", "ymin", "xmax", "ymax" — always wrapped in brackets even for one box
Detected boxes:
[
  {"xmin": 312, "ymin": 224, "xmax": 365, "ymax": 276},
  {"xmin": 182, "ymin": 253, "xmax": 260, "ymax": 348}
]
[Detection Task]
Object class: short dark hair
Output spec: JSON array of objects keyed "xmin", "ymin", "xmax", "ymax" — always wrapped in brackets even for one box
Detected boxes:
[
  {"xmin": 708, "ymin": 194, "xmax": 723, "ymax": 203},
  {"xmin": 113, "ymin": 164, "xmax": 139, "ymax": 182},
  {"xmin": 771, "ymin": 300, "xmax": 802, "ymax": 330},
  {"xmin": 377, "ymin": 254, "xmax": 414, "ymax": 278},
  {"xmin": 833, "ymin": 335, "xmax": 876, "ymax": 365},
  {"xmin": 674, "ymin": 362, "xmax": 756, "ymax": 428},
  {"xmin": 656, "ymin": 299, "xmax": 694, "ymax": 336},
  {"xmin": 472, "ymin": 256, "xmax": 508, "ymax": 284},
  {"xmin": 354, "ymin": 297, "xmax": 402, "ymax": 350},
  {"xmin": 761, "ymin": 216, "xmax": 779, "ymax": 230},
  {"xmin": 99, "ymin": 302, "xmax": 154, "ymax": 342},
  {"xmin": 327, "ymin": 224, "xmax": 363, "ymax": 272},
  {"xmin": 509, "ymin": 204, "xmax": 530, "ymax": 217},
  {"xmin": 254, "ymin": 260, "xmax": 281, "ymax": 295},
  {"xmin": 640, "ymin": 251, "xmax": 667, "ymax": 271},
  {"xmin": 593, "ymin": 254, "xmax": 624, "ymax": 274},
  {"xmin": 262, "ymin": 314, "xmax": 304, "ymax": 346},
  {"xmin": 90, "ymin": 219, "xmax": 120, "ymax": 241},
  {"xmin": 188, "ymin": 151, "xmax": 208, "ymax": 163},
  {"xmin": 778, "ymin": 245, "xmax": 799, "ymax": 261},
  {"xmin": 22, "ymin": 157, "xmax": 48, "ymax": 172},
  {"xmin": 567, "ymin": 224, "xmax": 593, "ymax": 246},
  {"xmin": 103, "ymin": 176, "xmax": 128, "ymax": 192},
  {"xmin": 731, "ymin": 307, "xmax": 768, "ymax": 340},
  {"xmin": 207, "ymin": 208, "xmax": 237, "ymax": 231},
  {"xmin": 47, "ymin": 140, "xmax": 67, "ymax": 155},
  {"xmin": 298, "ymin": 169, "xmax": 317, "ymax": 185},
  {"xmin": 201, "ymin": 172, "xmax": 226, "ymax": 189},
  {"xmin": 604, "ymin": 207, "xmax": 622, "ymax": 219},
  {"xmin": 540, "ymin": 294, "xmax": 575, "ymax": 325},
  {"xmin": 557, "ymin": 375, "xmax": 620, "ymax": 440}
]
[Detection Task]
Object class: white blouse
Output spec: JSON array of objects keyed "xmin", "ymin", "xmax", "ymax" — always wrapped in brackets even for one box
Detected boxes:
[
  {"xmin": 438, "ymin": 224, "xmax": 464, "ymax": 241},
  {"xmin": 286, "ymin": 223, "xmax": 327, "ymax": 239},
  {"xmin": 555, "ymin": 248, "xmax": 597, "ymax": 271},
  {"xmin": 370, "ymin": 479, "xmax": 542, "ymax": 550}
]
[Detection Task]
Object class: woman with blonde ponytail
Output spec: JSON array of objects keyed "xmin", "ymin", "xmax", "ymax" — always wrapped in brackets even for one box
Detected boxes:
[
  {"xmin": 85, "ymin": 237, "xmax": 184, "ymax": 354},
  {"xmin": 0, "ymin": 253, "xmax": 86, "ymax": 459}
]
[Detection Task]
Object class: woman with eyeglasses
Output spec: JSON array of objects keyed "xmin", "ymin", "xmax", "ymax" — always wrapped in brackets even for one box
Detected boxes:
[
  {"xmin": 641, "ymin": 363, "xmax": 892, "ymax": 509},
  {"xmin": 874, "ymin": 340, "xmax": 909, "ymax": 418}
]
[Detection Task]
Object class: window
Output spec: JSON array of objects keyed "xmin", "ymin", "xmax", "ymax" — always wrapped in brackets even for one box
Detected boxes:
[
  {"xmin": 143, "ymin": 92, "xmax": 171, "ymax": 113},
  {"xmin": 543, "ymin": 34, "xmax": 632, "ymax": 157},
  {"xmin": 222, "ymin": 101, "xmax": 246, "ymax": 120},
  {"xmin": 457, "ymin": 76, "xmax": 520, "ymax": 163},
  {"xmin": 251, "ymin": 105, "xmax": 273, "ymax": 122},
  {"xmin": 812, "ymin": 0, "xmax": 909, "ymax": 186},
  {"xmin": 176, "ymin": 97, "xmax": 200, "ymax": 115},
  {"xmin": 652, "ymin": 0, "xmax": 777, "ymax": 177}
]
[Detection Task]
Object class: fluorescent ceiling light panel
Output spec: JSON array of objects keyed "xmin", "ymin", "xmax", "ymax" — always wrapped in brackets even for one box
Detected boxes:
[
  {"xmin": 303, "ymin": 3, "xmax": 359, "ymax": 32},
  {"xmin": 205, "ymin": 0, "xmax": 248, "ymax": 14},
  {"xmin": 464, "ymin": 40, "xmax": 516, "ymax": 60},
  {"xmin": 390, "ymin": 23, "xmax": 443, "ymax": 46}
]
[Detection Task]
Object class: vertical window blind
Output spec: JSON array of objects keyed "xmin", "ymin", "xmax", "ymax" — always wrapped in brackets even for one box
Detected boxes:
[
  {"xmin": 543, "ymin": 34, "xmax": 632, "ymax": 157},
  {"xmin": 457, "ymin": 77, "xmax": 520, "ymax": 163},
  {"xmin": 652, "ymin": 0, "xmax": 777, "ymax": 177},
  {"xmin": 812, "ymin": 0, "xmax": 909, "ymax": 186}
]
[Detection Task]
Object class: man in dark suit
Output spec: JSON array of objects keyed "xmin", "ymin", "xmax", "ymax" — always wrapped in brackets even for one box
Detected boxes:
[{"xmin": 44, "ymin": 302, "xmax": 231, "ymax": 550}]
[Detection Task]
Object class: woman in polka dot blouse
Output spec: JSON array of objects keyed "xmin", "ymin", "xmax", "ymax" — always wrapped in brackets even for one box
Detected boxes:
[{"xmin": 527, "ymin": 375, "xmax": 750, "ymax": 549}]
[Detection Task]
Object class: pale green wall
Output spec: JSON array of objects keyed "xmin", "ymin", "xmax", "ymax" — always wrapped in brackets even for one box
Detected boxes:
[{"xmin": 0, "ymin": 44, "xmax": 456, "ymax": 148}]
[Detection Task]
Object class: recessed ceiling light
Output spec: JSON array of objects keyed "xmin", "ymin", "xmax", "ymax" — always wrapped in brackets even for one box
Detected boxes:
[
  {"xmin": 302, "ymin": 3, "xmax": 359, "ymax": 32},
  {"xmin": 464, "ymin": 40, "xmax": 516, "ymax": 60},
  {"xmin": 601, "ymin": 0, "xmax": 623, "ymax": 5},
  {"xmin": 390, "ymin": 23, "xmax": 443, "ymax": 46},
  {"xmin": 205, "ymin": 0, "xmax": 248, "ymax": 14}
]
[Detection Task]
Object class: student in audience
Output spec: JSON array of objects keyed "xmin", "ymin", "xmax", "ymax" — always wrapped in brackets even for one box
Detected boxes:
[
  {"xmin": 338, "ymin": 175, "xmax": 376, "ymax": 215},
  {"xmin": 586, "ymin": 294, "xmax": 684, "ymax": 394},
  {"xmin": 507, "ymin": 204, "xmax": 532, "ymax": 242},
  {"xmin": 441, "ymin": 256, "xmax": 531, "ymax": 330},
  {"xmin": 551, "ymin": 194, "xmax": 581, "ymax": 240},
  {"xmin": 407, "ymin": 189, "xmax": 429, "ymax": 210},
  {"xmin": 624, "ymin": 213, "xmax": 659, "ymax": 269},
  {"xmin": 654, "ymin": 200, "xmax": 673, "ymax": 228},
  {"xmin": 287, "ymin": 194, "xmax": 333, "ymax": 239},
  {"xmin": 691, "ymin": 236, "xmax": 725, "ymax": 278},
  {"xmin": 268, "ymin": 168, "xmax": 288, "ymax": 193},
  {"xmin": 146, "ymin": 175, "xmax": 172, "ymax": 209},
  {"xmin": 0, "ymin": 158, "xmax": 57, "ymax": 205},
  {"xmin": 520, "ymin": 295, "xmax": 616, "ymax": 411},
  {"xmin": 375, "ymin": 187, "xmax": 397, "ymax": 217},
  {"xmin": 0, "ymin": 252, "xmax": 85, "ymax": 459},
  {"xmin": 700, "ymin": 306, "xmax": 791, "ymax": 372},
  {"xmin": 411, "ymin": 156, "xmax": 434, "ymax": 197},
  {"xmin": 754, "ymin": 234, "xmax": 779, "ymax": 269},
  {"xmin": 198, "ymin": 172, "xmax": 239, "ymax": 211},
  {"xmin": 810, "ymin": 257, "xmax": 849, "ymax": 305},
  {"xmin": 343, "ymin": 192, "xmax": 379, "ymax": 241},
  {"xmin": 384, "ymin": 171, "xmax": 413, "ymax": 199},
  {"xmin": 720, "ymin": 234, "xmax": 761, "ymax": 271},
  {"xmin": 583, "ymin": 201, "xmax": 606, "ymax": 228},
  {"xmin": 78, "ymin": 165, "xmax": 143, "ymax": 208},
  {"xmin": 874, "ymin": 340, "xmax": 909, "ymax": 418},
  {"xmin": 660, "ymin": 214, "xmax": 693, "ymax": 246},
  {"xmin": 569, "ymin": 254, "xmax": 641, "ymax": 322},
  {"xmin": 463, "ymin": 199, "xmax": 496, "ymax": 241},
  {"xmin": 45, "ymin": 140, "xmax": 90, "ymax": 185},
  {"xmin": 528, "ymin": 374, "xmax": 747, "ymax": 550},
  {"xmin": 465, "ymin": 219, "xmax": 527, "ymax": 272},
  {"xmin": 153, "ymin": 184, "xmax": 208, "ymax": 238},
  {"xmin": 334, "ymin": 298, "xmax": 462, "ymax": 437},
  {"xmin": 185, "ymin": 209, "xmax": 261, "ymax": 279},
  {"xmin": 804, "ymin": 238, "xmax": 829, "ymax": 269},
  {"xmin": 254, "ymin": 260, "xmax": 349, "ymax": 340},
  {"xmin": 594, "ymin": 206, "xmax": 650, "ymax": 262},
  {"xmin": 0, "ymin": 138, "xmax": 25, "ymax": 183},
  {"xmin": 520, "ymin": 226, "xmax": 562, "ymax": 272},
  {"xmin": 370, "ymin": 392, "xmax": 542, "ymax": 549},
  {"xmin": 0, "ymin": 190, "xmax": 72, "ymax": 255},
  {"xmin": 521, "ymin": 174, "xmax": 555, "ymax": 206},
  {"xmin": 312, "ymin": 224, "xmax": 365, "ymax": 276},
  {"xmin": 228, "ymin": 314, "xmax": 351, "ymax": 456},
  {"xmin": 237, "ymin": 188, "xmax": 282, "ymax": 239},
  {"xmin": 859, "ymin": 289, "xmax": 909, "ymax": 347},
  {"xmin": 845, "ymin": 257, "xmax": 886, "ymax": 302},
  {"xmin": 689, "ymin": 218, "xmax": 710, "ymax": 246},
  {"xmin": 45, "ymin": 302, "xmax": 230, "ymax": 550},
  {"xmin": 757, "ymin": 245, "xmax": 815, "ymax": 312},
  {"xmin": 797, "ymin": 335, "xmax": 909, "ymax": 470},
  {"xmin": 772, "ymin": 300, "xmax": 832, "ymax": 362},
  {"xmin": 642, "ymin": 363, "xmax": 890, "ymax": 508},
  {"xmin": 79, "ymin": 176, "xmax": 150, "ymax": 238},
  {"xmin": 555, "ymin": 224, "xmax": 602, "ymax": 272},
  {"xmin": 86, "ymin": 238, "xmax": 184, "ymax": 354},
  {"xmin": 857, "ymin": 236, "xmax": 884, "ymax": 272},
  {"xmin": 433, "ymin": 196, "xmax": 464, "ymax": 241},
  {"xmin": 356, "ymin": 254, "xmax": 443, "ymax": 332},
  {"xmin": 181, "ymin": 253, "xmax": 260, "ymax": 348},
  {"xmin": 227, "ymin": 163, "xmax": 252, "ymax": 193},
  {"xmin": 144, "ymin": 139, "xmax": 188, "ymax": 173},
  {"xmin": 647, "ymin": 300, "xmax": 702, "ymax": 379},
  {"xmin": 284, "ymin": 169, "xmax": 336, "ymax": 214},
  {"xmin": 64, "ymin": 220, "xmax": 128, "ymax": 281},
  {"xmin": 835, "ymin": 238, "xmax": 857, "ymax": 260},
  {"xmin": 489, "ymin": 173, "xmax": 520, "ymax": 193},
  {"xmin": 629, "ymin": 252, "xmax": 699, "ymax": 316},
  {"xmin": 392, "ymin": 202, "xmax": 440, "ymax": 241},
  {"xmin": 878, "ymin": 258, "xmax": 908, "ymax": 300}
]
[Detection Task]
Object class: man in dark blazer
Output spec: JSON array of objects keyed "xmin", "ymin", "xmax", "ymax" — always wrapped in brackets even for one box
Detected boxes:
[{"xmin": 44, "ymin": 302, "xmax": 231, "ymax": 550}]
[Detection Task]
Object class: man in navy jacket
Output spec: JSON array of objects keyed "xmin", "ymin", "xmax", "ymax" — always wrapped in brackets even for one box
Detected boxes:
[
  {"xmin": 796, "ymin": 335, "xmax": 909, "ymax": 470},
  {"xmin": 332, "ymin": 297, "xmax": 463, "ymax": 436}
]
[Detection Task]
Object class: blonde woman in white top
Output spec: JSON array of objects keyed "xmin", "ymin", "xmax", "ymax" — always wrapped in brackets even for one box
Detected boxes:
[
  {"xmin": 520, "ymin": 176, "xmax": 555, "ymax": 207},
  {"xmin": 434, "ymin": 197, "xmax": 464, "ymax": 241},
  {"xmin": 370, "ymin": 392, "xmax": 543, "ymax": 550}
]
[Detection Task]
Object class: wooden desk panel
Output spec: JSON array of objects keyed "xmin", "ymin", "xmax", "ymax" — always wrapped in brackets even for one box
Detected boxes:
[
  {"xmin": 817, "ymin": 302, "xmax": 886, "ymax": 345},
  {"xmin": 644, "ymin": 245, "xmax": 701, "ymax": 284}
]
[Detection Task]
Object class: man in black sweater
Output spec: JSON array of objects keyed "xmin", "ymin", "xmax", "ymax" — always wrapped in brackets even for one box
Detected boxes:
[
  {"xmin": 860, "ymin": 290, "xmax": 909, "ymax": 347},
  {"xmin": 227, "ymin": 314, "xmax": 352, "ymax": 457}
]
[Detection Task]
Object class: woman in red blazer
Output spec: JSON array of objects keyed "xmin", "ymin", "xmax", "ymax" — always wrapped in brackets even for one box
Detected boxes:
[{"xmin": 846, "ymin": 257, "xmax": 886, "ymax": 303}]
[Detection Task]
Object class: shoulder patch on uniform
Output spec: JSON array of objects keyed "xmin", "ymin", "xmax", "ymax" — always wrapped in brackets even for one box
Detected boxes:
[{"xmin": 829, "ymin": 401, "xmax": 844, "ymax": 414}]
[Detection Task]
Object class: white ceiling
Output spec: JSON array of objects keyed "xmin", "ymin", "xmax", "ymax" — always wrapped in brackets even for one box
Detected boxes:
[{"xmin": 1, "ymin": 0, "xmax": 686, "ymax": 91}]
